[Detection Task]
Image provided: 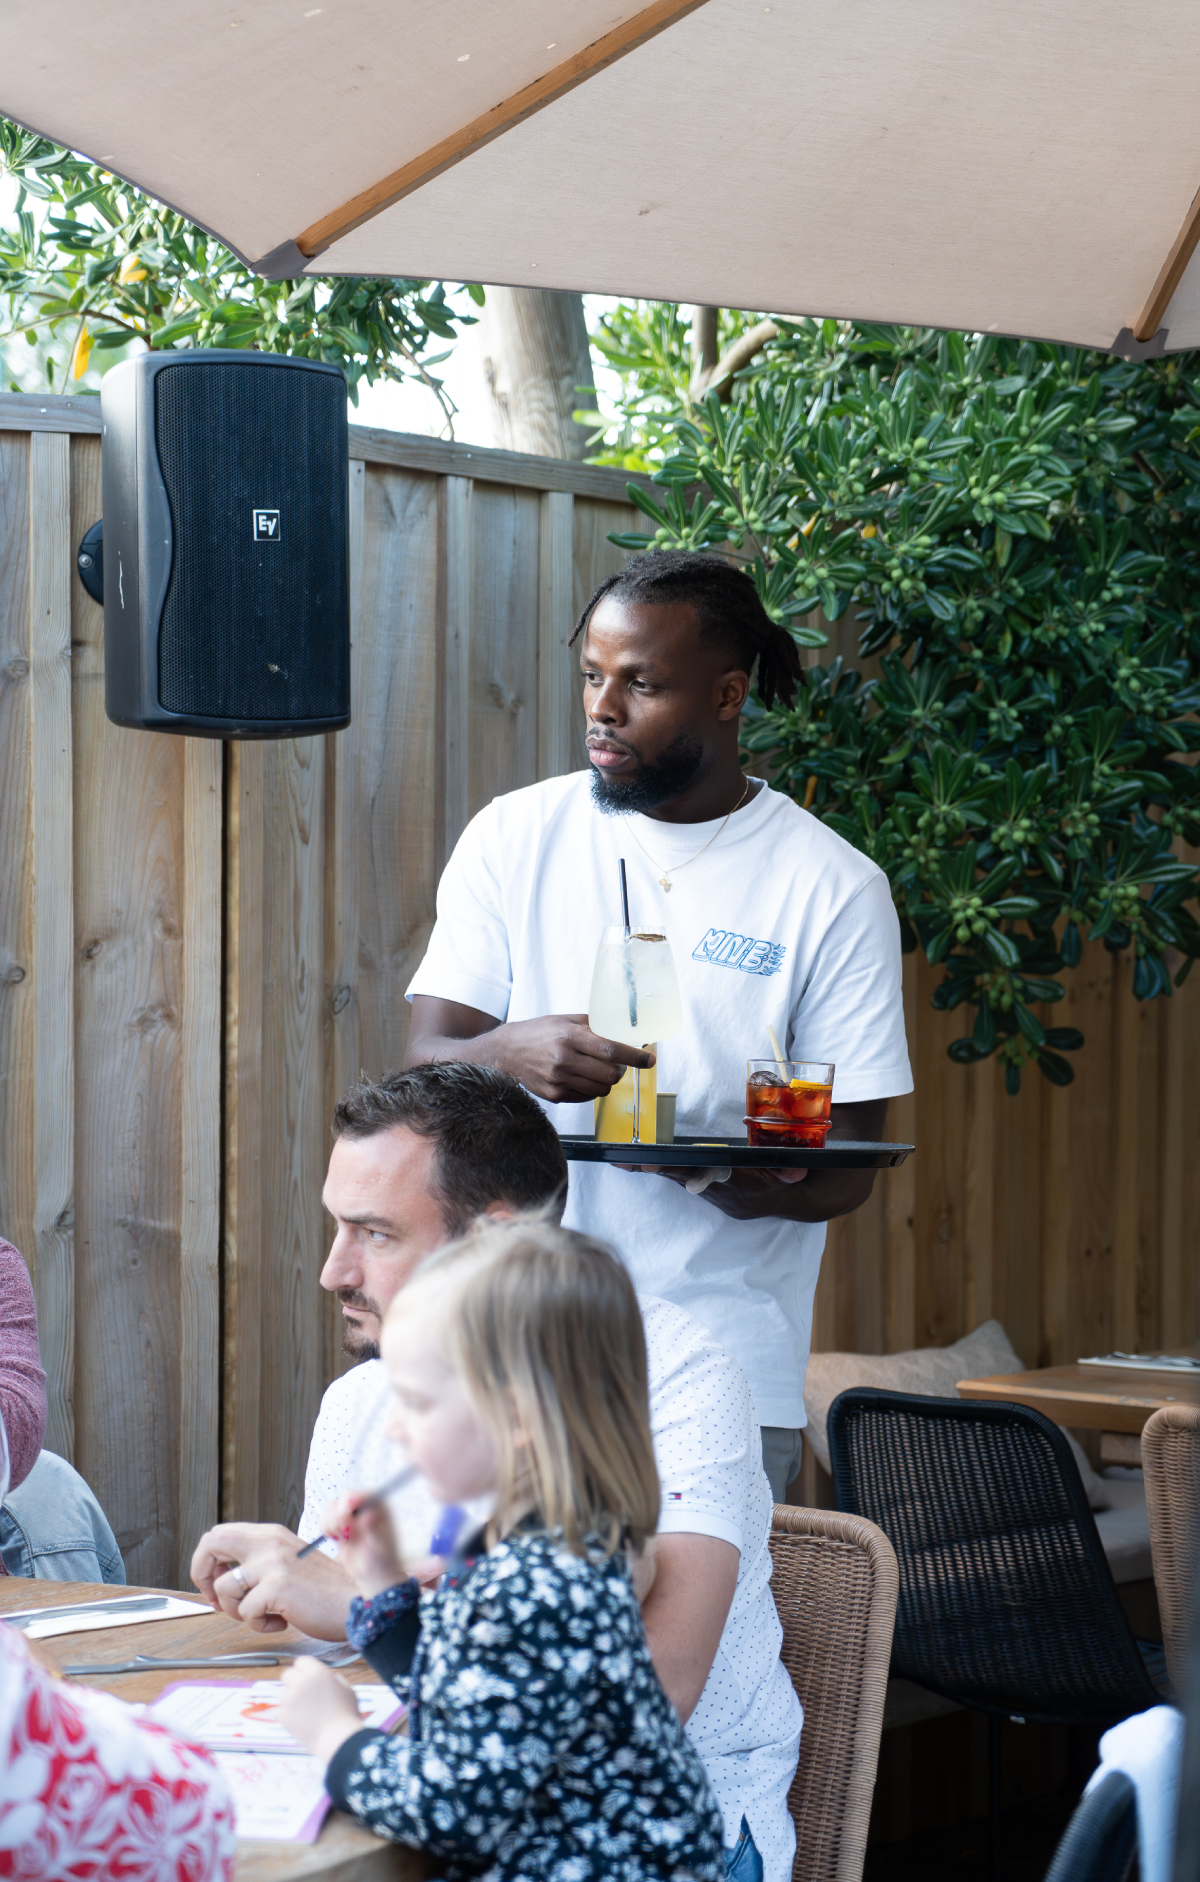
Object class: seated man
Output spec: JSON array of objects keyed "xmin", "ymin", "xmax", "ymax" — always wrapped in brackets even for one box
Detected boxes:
[{"xmin": 192, "ymin": 1063, "xmax": 800, "ymax": 1882}]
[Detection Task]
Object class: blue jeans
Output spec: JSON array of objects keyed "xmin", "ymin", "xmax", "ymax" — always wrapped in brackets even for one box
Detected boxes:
[
  {"xmin": 0, "ymin": 1450, "xmax": 125, "ymax": 1583},
  {"xmin": 725, "ymin": 1817, "xmax": 763, "ymax": 1882}
]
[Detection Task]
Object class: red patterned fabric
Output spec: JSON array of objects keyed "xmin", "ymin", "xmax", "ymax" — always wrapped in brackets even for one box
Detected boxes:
[{"xmin": 0, "ymin": 1624, "xmax": 235, "ymax": 1879}]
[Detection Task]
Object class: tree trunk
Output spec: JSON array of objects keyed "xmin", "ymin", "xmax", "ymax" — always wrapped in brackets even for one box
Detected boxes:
[
  {"xmin": 689, "ymin": 306, "xmax": 719, "ymax": 401},
  {"xmin": 473, "ymin": 287, "xmax": 596, "ymax": 461}
]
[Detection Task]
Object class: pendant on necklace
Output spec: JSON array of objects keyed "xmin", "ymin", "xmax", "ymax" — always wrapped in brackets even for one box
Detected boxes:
[{"xmin": 659, "ymin": 877, "xmax": 672, "ymax": 892}]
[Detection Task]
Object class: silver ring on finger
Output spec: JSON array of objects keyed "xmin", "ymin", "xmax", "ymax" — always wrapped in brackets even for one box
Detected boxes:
[{"xmin": 231, "ymin": 1565, "xmax": 249, "ymax": 1595}]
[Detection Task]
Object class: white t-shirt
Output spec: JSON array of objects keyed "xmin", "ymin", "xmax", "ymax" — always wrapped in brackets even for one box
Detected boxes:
[
  {"xmin": 300, "ymin": 1297, "xmax": 802, "ymax": 1882},
  {"xmin": 406, "ymin": 771, "xmax": 912, "ymax": 1425}
]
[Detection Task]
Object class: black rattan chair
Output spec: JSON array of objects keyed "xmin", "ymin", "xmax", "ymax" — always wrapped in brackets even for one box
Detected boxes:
[
  {"xmin": 1043, "ymin": 1772, "xmax": 1137, "ymax": 1882},
  {"xmin": 827, "ymin": 1389, "xmax": 1162, "ymax": 1879}
]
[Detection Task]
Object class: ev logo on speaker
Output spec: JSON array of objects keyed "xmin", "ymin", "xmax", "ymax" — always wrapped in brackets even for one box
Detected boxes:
[{"xmin": 252, "ymin": 508, "xmax": 281, "ymax": 543}]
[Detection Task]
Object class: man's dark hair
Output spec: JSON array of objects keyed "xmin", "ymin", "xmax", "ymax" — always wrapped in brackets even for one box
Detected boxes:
[
  {"xmin": 332, "ymin": 1062, "xmax": 567, "ymax": 1236},
  {"xmin": 569, "ymin": 548, "xmax": 802, "ymax": 710}
]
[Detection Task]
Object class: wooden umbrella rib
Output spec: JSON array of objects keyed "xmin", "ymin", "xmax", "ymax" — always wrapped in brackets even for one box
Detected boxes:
[
  {"xmin": 294, "ymin": 0, "xmax": 710, "ymax": 259},
  {"xmin": 1134, "ymin": 181, "xmax": 1200, "ymax": 341}
]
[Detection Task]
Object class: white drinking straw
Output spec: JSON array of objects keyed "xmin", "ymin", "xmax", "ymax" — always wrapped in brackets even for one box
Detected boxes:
[{"xmin": 767, "ymin": 1023, "xmax": 787, "ymax": 1072}]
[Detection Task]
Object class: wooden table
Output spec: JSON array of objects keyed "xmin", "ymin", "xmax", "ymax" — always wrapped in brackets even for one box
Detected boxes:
[
  {"xmin": 956, "ymin": 1358, "xmax": 1200, "ymax": 1456},
  {"xmin": 0, "ymin": 1580, "xmax": 425, "ymax": 1882}
]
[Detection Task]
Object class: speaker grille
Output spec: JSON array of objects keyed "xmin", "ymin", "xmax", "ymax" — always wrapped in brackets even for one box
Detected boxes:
[{"xmin": 155, "ymin": 360, "xmax": 349, "ymax": 722}]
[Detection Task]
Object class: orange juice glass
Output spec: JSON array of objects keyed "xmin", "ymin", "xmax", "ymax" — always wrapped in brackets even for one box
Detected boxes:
[{"xmin": 745, "ymin": 1059, "xmax": 835, "ymax": 1147}]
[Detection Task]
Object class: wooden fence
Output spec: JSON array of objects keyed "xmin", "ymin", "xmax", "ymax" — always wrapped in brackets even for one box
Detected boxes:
[
  {"xmin": 0, "ymin": 393, "xmax": 1196, "ymax": 1588},
  {"xmin": 0, "ymin": 395, "xmax": 649, "ymax": 1585}
]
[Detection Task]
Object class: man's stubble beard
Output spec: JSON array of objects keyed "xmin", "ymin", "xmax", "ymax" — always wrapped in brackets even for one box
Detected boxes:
[
  {"xmin": 589, "ymin": 733, "xmax": 705, "ymax": 815},
  {"xmin": 337, "ymin": 1288, "xmax": 383, "ymax": 1363}
]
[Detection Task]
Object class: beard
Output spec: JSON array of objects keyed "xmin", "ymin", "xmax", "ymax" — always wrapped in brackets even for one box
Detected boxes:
[
  {"xmin": 589, "ymin": 733, "xmax": 705, "ymax": 814},
  {"xmin": 337, "ymin": 1288, "xmax": 383, "ymax": 1362}
]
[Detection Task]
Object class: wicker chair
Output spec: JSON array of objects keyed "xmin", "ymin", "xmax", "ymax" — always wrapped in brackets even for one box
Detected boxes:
[
  {"xmin": 768, "ymin": 1505, "xmax": 898, "ymax": 1882},
  {"xmin": 1042, "ymin": 1771, "xmax": 1137, "ymax": 1882},
  {"xmin": 827, "ymin": 1390, "xmax": 1162, "ymax": 1882},
  {"xmin": 1141, "ymin": 1402, "xmax": 1200, "ymax": 1695}
]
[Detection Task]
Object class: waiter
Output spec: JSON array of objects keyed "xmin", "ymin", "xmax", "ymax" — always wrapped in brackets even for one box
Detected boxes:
[{"xmin": 405, "ymin": 550, "xmax": 912, "ymax": 1499}]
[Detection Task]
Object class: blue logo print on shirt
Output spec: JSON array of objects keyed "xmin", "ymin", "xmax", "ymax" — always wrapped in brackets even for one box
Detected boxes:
[{"xmin": 692, "ymin": 928, "xmax": 787, "ymax": 977}]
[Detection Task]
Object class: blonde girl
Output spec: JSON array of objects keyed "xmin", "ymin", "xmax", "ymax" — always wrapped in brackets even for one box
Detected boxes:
[{"xmin": 279, "ymin": 1219, "xmax": 723, "ymax": 1882}]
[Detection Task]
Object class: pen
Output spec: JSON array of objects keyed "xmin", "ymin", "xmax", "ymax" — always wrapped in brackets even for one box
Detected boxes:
[{"xmin": 295, "ymin": 1464, "xmax": 418, "ymax": 1558}]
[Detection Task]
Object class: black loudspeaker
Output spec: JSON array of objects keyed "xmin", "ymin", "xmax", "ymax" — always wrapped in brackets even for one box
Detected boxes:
[{"xmin": 100, "ymin": 349, "xmax": 350, "ymax": 737}]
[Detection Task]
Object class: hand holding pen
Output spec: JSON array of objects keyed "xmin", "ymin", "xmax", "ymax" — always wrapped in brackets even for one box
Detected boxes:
[{"xmin": 300, "ymin": 1464, "xmax": 415, "ymax": 1599}]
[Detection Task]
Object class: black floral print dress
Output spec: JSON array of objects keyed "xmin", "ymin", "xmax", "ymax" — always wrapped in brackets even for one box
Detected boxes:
[{"xmin": 326, "ymin": 1527, "xmax": 724, "ymax": 1882}]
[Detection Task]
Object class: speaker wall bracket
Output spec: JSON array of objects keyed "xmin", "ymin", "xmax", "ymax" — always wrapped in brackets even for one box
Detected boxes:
[{"xmin": 77, "ymin": 519, "xmax": 104, "ymax": 604}]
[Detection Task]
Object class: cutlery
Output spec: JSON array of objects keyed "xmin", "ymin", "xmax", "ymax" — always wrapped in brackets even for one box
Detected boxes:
[
  {"xmin": 63, "ymin": 1650, "xmax": 282, "ymax": 1675},
  {"xmin": 5, "ymin": 1596, "xmax": 170, "ymax": 1631},
  {"xmin": 62, "ymin": 1643, "xmax": 362, "ymax": 1676}
]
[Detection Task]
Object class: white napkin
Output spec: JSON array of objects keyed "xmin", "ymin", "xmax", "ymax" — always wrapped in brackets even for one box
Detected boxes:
[
  {"xmin": 685, "ymin": 1166, "xmax": 732, "ymax": 1195},
  {"xmin": 1085, "ymin": 1704, "xmax": 1183, "ymax": 1882},
  {"xmin": 4, "ymin": 1596, "xmax": 212, "ymax": 1640}
]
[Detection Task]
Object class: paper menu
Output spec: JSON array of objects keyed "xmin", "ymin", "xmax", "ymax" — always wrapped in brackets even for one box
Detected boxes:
[
  {"xmin": 207, "ymin": 1750, "xmax": 335, "ymax": 1842},
  {"xmin": 150, "ymin": 1680, "xmax": 405, "ymax": 1843},
  {"xmin": 151, "ymin": 1677, "xmax": 403, "ymax": 1751}
]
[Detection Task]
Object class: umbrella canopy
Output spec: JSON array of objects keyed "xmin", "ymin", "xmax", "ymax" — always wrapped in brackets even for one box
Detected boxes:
[{"xmin": 4, "ymin": 0, "xmax": 1200, "ymax": 354}]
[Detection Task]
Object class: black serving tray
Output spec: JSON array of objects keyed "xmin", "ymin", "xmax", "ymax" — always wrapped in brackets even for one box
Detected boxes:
[{"xmin": 558, "ymin": 1136, "xmax": 913, "ymax": 1170}]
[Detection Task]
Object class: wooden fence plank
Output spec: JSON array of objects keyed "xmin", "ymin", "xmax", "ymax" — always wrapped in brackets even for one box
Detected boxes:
[
  {"xmin": 1110, "ymin": 955, "xmax": 1142, "ymax": 1352},
  {"xmin": 28, "ymin": 431, "xmax": 75, "ymax": 1460},
  {"xmin": 326, "ymin": 461, "xmax": 366, "ymax": 1112},
  {"xmin": 962, "ymin": 1052, "xmax": 996, "ymax": 1334},
  {"xmin": 0, "ymin": 433, "xmax": 36, "ymax": 1340},
  {"xmin": 322, "ymin": 460, "xmax": 366, "ymax": 1389},
  {"xmin": 467, "ymin": 484, "xmax": 540, "ymax": 818},
  {"xmin": 0, "ymin": 394, "xmax": 102, "ymax": 435},
  {"xmin": 73, "ymin": 704, "xmax": 185, "ymax": 1585},
  {"xmin": 347, "ymin": 421, "xmax": 655, "ymax": 503},
  {"xmin": 913, "ymin": 955, "xmax": 968, "ymax": 1347},
  {"xmin": 537, "ymin": 491, "xmax": 577, "ymax": 781},
  {"xmin": 884, "ymin": 955, "xmax": 918, "ymax": 1353},
  {"xmin": 438, "ymin": 476, "xmax": 472, "ymax": 870},
  {"xmin": 222, "ymin": 741, "xmax": 264, "ymax": 1523},
  {"xmin": 994, "ymin": 1043, "xmax": 1044, "ymax": 1366},
  {"xmin": 1157, "ymin": 916, "xmax": 1199, "ymax": 1348},
  {"xmin": 347, "ymin": 465, "xmax": 441, "ymax": 1088},
  {"xmin": 257, "ymin": 736, "xmax": 327, "ymax": 1531},
  {"xmin": 178, "ymin": 738, "xmax": 222, "ymax": 1578},
  {"xmin": 1067, "ymin": 948, "xmax": 1117, "ymax": 1362},
  {"xmin": 70, "ymin": 428, "xmax": 188, "ymax": 1584}
]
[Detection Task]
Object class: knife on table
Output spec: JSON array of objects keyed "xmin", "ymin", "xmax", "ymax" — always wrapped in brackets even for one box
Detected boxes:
[{"xmin": 3, "ymin": 1596, "xmax": 172, "ymax": 1631}]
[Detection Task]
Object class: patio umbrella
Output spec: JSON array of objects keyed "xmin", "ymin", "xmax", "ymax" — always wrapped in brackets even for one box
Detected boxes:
[{"xmin": 3, "ymin": 0, "xmax": 1200, "ymax": 354}]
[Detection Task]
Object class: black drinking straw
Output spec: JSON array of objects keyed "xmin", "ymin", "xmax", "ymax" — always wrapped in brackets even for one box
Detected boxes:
[{"xmin": 617, "ymin": 861, "xmax": 640, "ymax": 1142}]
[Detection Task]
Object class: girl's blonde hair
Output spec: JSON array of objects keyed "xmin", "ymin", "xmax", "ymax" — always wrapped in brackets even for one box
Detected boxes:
[{"xmin": 385, "ymin": 1217, "xmax": 659, "ymax": 1554}]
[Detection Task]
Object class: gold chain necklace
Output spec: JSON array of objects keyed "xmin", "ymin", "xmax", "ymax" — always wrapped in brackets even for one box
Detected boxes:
[{"xmin": 624, "ymin": 777, "xmax": 752, "ymax": 893}]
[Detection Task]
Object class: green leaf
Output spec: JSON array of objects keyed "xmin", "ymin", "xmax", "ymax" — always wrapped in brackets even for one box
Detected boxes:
[{"xmin": 1036, "ymin": 1049, "xmax": 1075, "ymax": 1086}]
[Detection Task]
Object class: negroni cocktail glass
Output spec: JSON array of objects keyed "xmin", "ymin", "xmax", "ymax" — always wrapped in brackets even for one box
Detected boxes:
[{"xmin": 745, "ymin": 1059, "xmax": 835, "ymax": 1147}]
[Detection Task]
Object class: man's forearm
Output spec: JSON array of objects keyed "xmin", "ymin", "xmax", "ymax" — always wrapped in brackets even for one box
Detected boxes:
[
  {"xmin": 404, "ymin": 1000, "xmax": 501, "ymax": 1070},
  {"xmin": 406, "ymin": 996, "xmax": 651, "ymax": 1103},
  {"xmin": 407, "ymin": 1026, "xmax": 504, "ymax": 1068}
]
